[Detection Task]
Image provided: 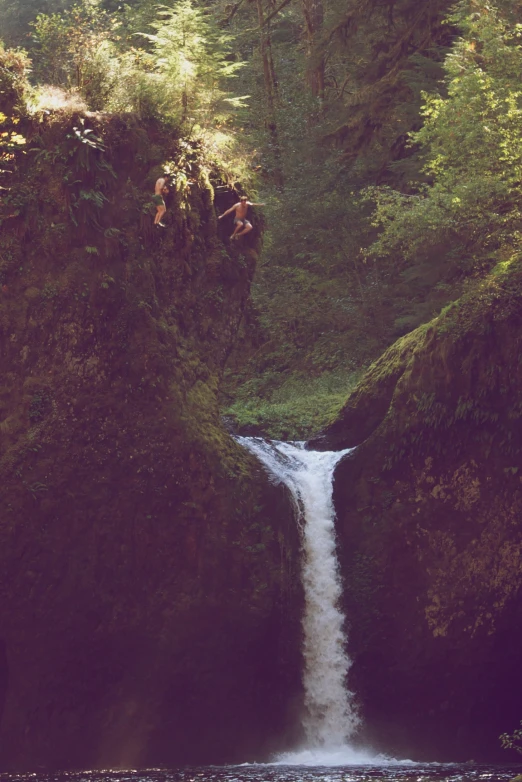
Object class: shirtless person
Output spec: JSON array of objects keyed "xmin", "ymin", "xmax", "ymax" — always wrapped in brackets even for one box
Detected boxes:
[
  {"xmin": 153, "ymin": 173, "xmax": 171, "ymax": 227},
  {"xmin": 218, "ymin": 195, "xmax": 265, "ymax": 239}
]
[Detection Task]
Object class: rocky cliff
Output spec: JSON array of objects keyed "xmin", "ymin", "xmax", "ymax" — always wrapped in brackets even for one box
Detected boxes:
[
  {"xmin": 0, "ymin": 104, "xmax": 302, "ymax": 769},
  {"xmin": 315, "ymin": 257, "xmax": 522, "ymax": 761}
]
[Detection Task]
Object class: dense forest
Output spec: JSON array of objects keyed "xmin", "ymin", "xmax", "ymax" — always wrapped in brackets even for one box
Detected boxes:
[
  {"xmin": 3, "ymin": 0, "xmax": 522, "ymax": 769},
  {"xmin": 3, "ymin": 0, "xmax": 522, "ymax": 439}
]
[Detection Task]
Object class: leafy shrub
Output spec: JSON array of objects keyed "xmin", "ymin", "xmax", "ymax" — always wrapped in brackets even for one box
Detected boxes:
[
  {"xmin": 501, "ymin": 720, "xmax": 522, "ymax": 755},
  {"xmin": 225, "ymin": 369, "xmax": 361, "ymax": 439},
  {"xmin": 0, "ymin": 43, "xmax": 30, "ymax": 117},
  {"xmin": 31, "ymin": 0, "xmax": 115, "ymax": 108}
]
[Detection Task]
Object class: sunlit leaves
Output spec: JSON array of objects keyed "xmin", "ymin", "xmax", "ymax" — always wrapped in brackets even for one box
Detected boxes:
[
  {"xmin": 30, "ymin": 0, "xmax": 118, "ymax": 110},
  {"xmin": 367, "ymin": 1, "xmax": 522, "ymax": 267},
  {"xmin": 500, "ymin": 720, "xmax": 522, "ymax": 755},
  {"xmin": 138, "ymin": 0, "xmax": 245, "ymax": 130}
]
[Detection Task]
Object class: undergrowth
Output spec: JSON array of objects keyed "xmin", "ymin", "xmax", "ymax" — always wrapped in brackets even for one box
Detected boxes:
[{"xmin": 224, "ymin": 368, "xmax": 361, "ymax": 440}]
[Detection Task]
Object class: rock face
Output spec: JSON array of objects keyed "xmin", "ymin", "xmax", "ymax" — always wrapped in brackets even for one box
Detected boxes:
[
  {"xmin": 0, "ymin": 111, "xmax": 301, "ymax": 769},
  {"xmin": 320, "ymin": 262, "xmax": 522, "ymax": 761}
]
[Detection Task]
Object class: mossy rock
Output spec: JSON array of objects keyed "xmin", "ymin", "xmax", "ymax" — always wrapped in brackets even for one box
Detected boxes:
[
  {"xmin": 0, "ymin": 110, "xmax": 302, "ymax": 770},
  {"xmin": 325, "ymin": 255, "xmax": 522, "ymax": 761}
]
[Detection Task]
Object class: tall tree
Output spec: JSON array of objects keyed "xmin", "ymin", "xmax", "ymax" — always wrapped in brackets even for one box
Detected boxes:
[
  {"xmin": 255, "ymin": 0, "xmax": 284, "ymax": 187},
  {"xmin": 320, "ymin": 0, "xmax": 454, "ymax": 164},
  {"xmin": 142, "ymin": 0, "xmax": 244, "ymax": 130},
  {"xmin": 302, "ymin": 0, "xmax": 324, "ymax": 99},
  {"xmin": 368, "ymin": 0, "xmax": 522, "ymax": 271}
]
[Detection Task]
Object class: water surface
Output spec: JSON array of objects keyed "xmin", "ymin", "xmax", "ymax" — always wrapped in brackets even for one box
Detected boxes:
[{"xmin": 0, "ymin": 764, "xmax": 520, "ymax": 782}]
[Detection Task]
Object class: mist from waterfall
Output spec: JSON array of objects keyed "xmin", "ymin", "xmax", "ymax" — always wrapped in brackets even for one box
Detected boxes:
[{"xmin": 236, "ymin": 438, "xmax": 359, "ymax": 753}]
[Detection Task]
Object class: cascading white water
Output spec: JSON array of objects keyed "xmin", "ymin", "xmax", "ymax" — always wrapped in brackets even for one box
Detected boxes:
[{"xmin": 236, "ymin": 437, "xmax": 359, "ymax": 750}]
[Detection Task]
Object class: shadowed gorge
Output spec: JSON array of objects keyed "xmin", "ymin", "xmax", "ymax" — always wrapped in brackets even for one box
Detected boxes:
[{"xmin": 2, "ymin": 0, "xmax": 522, "ymax": 771}]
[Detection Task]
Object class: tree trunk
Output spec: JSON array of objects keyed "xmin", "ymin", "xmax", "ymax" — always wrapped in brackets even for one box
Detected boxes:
[
  {"xmin": 256, "ymin": 0, "xmax": 284, "ymax": 188},
  {"xmin": 302, "ymin": 0, "xmax": 324, "ymax": 100}
]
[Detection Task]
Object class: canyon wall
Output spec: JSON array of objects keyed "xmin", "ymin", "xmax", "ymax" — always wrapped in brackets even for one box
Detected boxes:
[
  {"xmin": 315, "ymin": 260, "xmax": 522, "ymax": 761},
  {"xmin": 0, "ymin": 110, "xmax": 301, "ymax": 769}
]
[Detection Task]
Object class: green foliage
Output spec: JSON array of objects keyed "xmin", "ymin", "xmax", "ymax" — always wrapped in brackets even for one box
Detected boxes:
[
  {"xmin": 0, "ymin": 43, "xmax": 30, "ymax": 118},
  {"xmin": 0, "ymin": 45, "xmax": 30, "ymax": 218},
  {"xmin": 31, "ymin": 0, "xmax": 117, "ymax": 108},
  {"xmin": 225, "ymin": 369, "xmax": 360, "ymax": 439},
  {"xmin": 0, "ymin": 0, "xmax": 67, "ymax": 46},
  {"xmin": 24, "ymin": 0, "xmax": 247, "ymax": 139},
  {"xmin": 5, "ymin": 0, "xmax": 521, "ymax": 445},
  {"xmin": 217, "ymin": 0, "xmax": 461, "ymax": 429},
  {"xmin": 105, "ymin": 48, "xmax": 163, "ymax": 119},
  {"xmin": 368, "ymin": 2, "xmax": 522, "ymax": 271},
  {"xmin": 138, "ymin": 0, "xmax": 245, "ymax": 131},
  {"xmin": 219, "ymin": 15, "xmax": 396, "ymax": 414},
  {"xmin": 318, "ymin": 0, "xmax": 452, "ymax": 160}
]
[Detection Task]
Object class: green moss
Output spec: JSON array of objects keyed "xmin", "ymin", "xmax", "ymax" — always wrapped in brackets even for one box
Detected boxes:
[
  {"xmin": 352, "ymin": 321, "xmax": 431, "ymax": 396},
  {"xmin": 353, "ymin": 256, "xmax": 522, "ymax": 462}
]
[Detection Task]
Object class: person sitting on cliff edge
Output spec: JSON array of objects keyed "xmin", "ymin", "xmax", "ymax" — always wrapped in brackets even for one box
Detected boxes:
[
  {"xmin": 218, "ymin": 195, "xmax": 265, "ymax": 240},
  {"xmin": 153, "ymin": 173, "xmax": 171, "ymax": 227}
]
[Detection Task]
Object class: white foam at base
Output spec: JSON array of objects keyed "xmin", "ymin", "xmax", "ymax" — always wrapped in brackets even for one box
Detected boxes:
[{"xmin": 270, "ymin": 746, "xmax": 415, "ymax": 766}]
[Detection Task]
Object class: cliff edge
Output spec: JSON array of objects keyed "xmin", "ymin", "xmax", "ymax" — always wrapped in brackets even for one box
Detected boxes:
[{"xmin": 0, "ymin": 83, "xmax": 301, "ymax": 769}]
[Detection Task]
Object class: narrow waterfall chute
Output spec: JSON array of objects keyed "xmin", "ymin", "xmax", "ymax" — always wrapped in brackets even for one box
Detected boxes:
[{"xmin": 236, "ymin": 437, "xmax": 359, "ymax": 749}]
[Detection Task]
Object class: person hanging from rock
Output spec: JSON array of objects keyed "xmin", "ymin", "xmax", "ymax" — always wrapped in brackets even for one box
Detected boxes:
[
  {"xmin": 218, "ymin": 195, "xmax": 265, "ymax": 240},
  {"xmin": 153, "ymin": 173, "xmax": 171, "ymax": 227}
]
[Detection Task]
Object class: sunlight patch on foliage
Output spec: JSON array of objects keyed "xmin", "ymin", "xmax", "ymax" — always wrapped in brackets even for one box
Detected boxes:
[{"xmin": 366, "ymin": 1, "xmax": 522, "ymax": 271}]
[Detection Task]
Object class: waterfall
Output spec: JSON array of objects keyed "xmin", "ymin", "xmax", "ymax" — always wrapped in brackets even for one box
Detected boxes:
[{"xmin": 236, "ymin": 437, "xmax": 359, "ymax": 749}]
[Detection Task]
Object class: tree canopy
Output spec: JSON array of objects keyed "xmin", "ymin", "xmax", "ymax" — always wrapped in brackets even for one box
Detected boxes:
[{"xmin": 2, "ymin": 0, "xmax": 521, "ymax": 437}]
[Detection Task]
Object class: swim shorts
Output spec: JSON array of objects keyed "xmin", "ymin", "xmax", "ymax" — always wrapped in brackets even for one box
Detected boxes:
[
  {"xmin": 152, "ymin": 194, "xmax": 165, "ymax": 207},
  {"xmin": 234, "ymin": 218, "xmax": 251, "ymax": 227}
]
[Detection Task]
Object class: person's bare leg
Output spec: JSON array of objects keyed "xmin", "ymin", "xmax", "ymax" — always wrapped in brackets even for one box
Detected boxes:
[
  {"xmin": 156, "ymin": 205, "xmax": 166, "ymax": 226},
  {"xmin": 236, "ymin": 222, "xmax": 253, "ymax": 237},
  {"xmin": 230, "ymin": 222, "xmax": 242, "ymax": 240}
]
